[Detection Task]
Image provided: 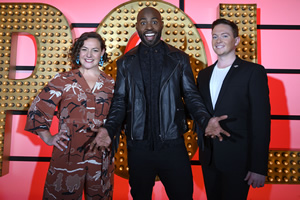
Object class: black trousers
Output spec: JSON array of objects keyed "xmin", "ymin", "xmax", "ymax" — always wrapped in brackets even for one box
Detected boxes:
[
  {"xmin": 127, "ymin": 144, "xmax": 193, "ymax": 200},
  {"xmin": 202, "ymin": 163, "xmax": 250, "ymax": 200}
]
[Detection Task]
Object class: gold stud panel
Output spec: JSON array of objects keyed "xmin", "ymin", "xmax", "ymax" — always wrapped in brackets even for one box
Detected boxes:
[
  {"xmin": 267, "ymin": 150, "xmax": 300, "ymax": 184},
  {"xmin": 0, "ymin": 3, "xmax": 72, "ymax": 176},
  {"xmin": 219, "ymin": 4, "xmax": 257, "ymax": 63}
]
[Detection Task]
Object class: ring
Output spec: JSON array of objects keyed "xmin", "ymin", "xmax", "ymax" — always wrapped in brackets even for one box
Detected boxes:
[{"xmin": 56, "ymin": 140, "xmax": 60, "ymax": 144}]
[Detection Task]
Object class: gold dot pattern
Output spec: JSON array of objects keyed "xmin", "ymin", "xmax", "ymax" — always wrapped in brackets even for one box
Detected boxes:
[
  {"xmin": 219, "ymin": 4, "xmax": 257, "ymax": 62},
  {"xmin": 267, "ymin": 150, "xmax": 300, "ymax": 184},
  {"xmin": 0, "ymin": 3, "xmax": 72, "ymax": 176}
]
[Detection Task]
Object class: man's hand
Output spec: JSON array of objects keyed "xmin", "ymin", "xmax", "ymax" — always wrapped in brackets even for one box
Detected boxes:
[
  {"xmin": 90, "ymin": 127, "xmax": 112, "ymax": 154},
  {"xmin": 205, "ymin": 115, "xmax": 230, "ymax": 141},
  {"xmin": 244, "ymin": 171, "xmax": 266, "ymax": 188}
]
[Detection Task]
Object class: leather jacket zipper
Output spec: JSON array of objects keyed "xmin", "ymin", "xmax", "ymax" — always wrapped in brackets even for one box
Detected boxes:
[{"xmin": 159, "ymin": 62, "xmax": 180, "ymax": 141}]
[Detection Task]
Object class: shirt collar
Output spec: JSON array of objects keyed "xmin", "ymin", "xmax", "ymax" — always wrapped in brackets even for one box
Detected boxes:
[{"xmin": 139, "ymin": 40, "xmax": 164, "ymax": 55}]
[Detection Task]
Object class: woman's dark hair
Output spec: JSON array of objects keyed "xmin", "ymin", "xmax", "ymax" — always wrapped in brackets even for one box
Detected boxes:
[
  {"xmin": 212, "ymin": 18, "xmax": 239, "ymax": 38},
  {"xmin": 69, "ymin": 32, "xmax": 108, "ymax": 69}
]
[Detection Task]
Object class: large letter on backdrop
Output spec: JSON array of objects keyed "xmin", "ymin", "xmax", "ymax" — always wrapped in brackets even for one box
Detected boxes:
[{"xmin": 0, "ymin": 3, "xmax": 72, "ymax": 176}]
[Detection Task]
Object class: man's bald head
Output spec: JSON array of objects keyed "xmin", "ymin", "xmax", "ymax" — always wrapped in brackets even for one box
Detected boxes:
[{"xmin": 137, "ymin": 7, "xmax": 162, "ymax": 22}]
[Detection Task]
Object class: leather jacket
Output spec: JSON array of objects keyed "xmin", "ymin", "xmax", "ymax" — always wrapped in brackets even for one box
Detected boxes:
[{"xmin": 104, "ymin": 42, "xmax": 210, "ymax": 143}]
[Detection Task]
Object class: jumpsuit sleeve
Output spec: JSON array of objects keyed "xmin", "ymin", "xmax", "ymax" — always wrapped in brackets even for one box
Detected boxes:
[{"xmin": 24, "ymin": 74, "xmax": 64, "ymax": 135}]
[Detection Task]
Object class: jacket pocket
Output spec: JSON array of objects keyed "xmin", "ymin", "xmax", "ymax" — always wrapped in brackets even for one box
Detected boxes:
[{"xmin": 175, "ymin": 108, "xmax": 188, "ymax": 134}]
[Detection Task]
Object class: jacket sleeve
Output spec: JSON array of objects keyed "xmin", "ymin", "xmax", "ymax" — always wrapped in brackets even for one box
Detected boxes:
[
  {"xmin": 104, "ymin": 59, "xmax": 127, "ymax": 142},
  {"xmin": 180, "ymin": 53, "xmax": 210, "ymax": 131},
  {"xmin": 248, "ymin": 64, "xmax": 271, "ymax": 175}
]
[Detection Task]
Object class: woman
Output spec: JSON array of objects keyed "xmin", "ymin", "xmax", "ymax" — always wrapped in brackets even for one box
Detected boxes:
[{"xmin": 25, "ymin": 32, "xmax": 115, "ymax": 199}]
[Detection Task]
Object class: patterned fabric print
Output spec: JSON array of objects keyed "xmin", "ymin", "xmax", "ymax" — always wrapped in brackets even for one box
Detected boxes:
[{"xmin": 25, "ymin": 69, "xmax": 115, "ymax": 200}]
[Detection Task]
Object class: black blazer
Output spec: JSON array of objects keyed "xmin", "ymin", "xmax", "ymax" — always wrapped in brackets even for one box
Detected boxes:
[{"xmin": 197, "ymin": 56, "xmax": 271, "ymax": 175}]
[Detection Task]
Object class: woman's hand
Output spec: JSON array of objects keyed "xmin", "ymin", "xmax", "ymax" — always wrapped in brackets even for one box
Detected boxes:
[{"xmin": 38, "ymin": 130, "xmax": 69, "ymax": 151}]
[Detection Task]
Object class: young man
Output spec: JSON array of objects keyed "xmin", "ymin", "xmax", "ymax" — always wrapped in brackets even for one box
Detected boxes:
[
  {"xmin": 91, "ymin": 7, "xmax": 229, "ymax": 200},
  {"xmin": 197, "ymin": 18, "xmax": 271, "ymax": 200}
]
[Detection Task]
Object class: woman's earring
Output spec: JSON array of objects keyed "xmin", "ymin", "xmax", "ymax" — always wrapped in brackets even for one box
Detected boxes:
[
  {"xmin": 99, "ymin": 56, "xmax": 104, "ymax": 66},
  {"xmin": 76, "ymin": 55, "xmax": 80, "ymax": 65}
]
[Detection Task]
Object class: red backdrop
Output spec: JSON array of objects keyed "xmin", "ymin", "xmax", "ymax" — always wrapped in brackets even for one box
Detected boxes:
[{"xmin": 0, "ymin": 0, "xmax": 299, "ymax": 199}]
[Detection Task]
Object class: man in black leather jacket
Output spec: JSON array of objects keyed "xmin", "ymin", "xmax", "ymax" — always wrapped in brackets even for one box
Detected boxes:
[{"xmin": 91, "ymin": 7, "xmax": 229, "ymax": 200}]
